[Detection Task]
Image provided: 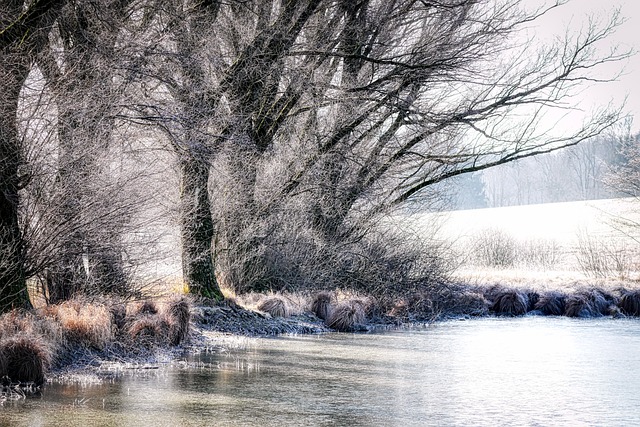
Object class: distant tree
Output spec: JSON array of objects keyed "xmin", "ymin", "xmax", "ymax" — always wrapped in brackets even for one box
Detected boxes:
[
  {"xmin": 452, "ymin": 173, "xmax": 488, "ymax": 210},
  {"xmin": 606, "ymin": 120, "xmax": 640, "ymax": 197}
]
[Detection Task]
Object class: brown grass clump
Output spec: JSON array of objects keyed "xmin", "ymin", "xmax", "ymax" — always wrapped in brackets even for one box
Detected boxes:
[
  {"xmin": 619, "ymin": 290, "xmax": 640, "ymax": 316},
  {"xmin": 0, "ymin": 310, "xmax": 62, "ymax": 344},
  {"xmin": 127, "ymin": 315, "xmax": 170, "ymax": 346},
  {"xmin": 535, "ymin": 291, "xmax": 567, "ymax": 316},
  {"xmin": 109, "ymin": 303, "xmax": 128, "ymax": 333},
  {"xmin": 48, "ymin": 301, "xmax": 114, "ymax": 349},
  {"xmin": 526, "ymin": 291, "xmax": 540, "ymax": 312},
  {"xmin": 325, "ymin": 300, "xmax": 366, "ymax": 332},
  {"xmin": 591, "ymin": 289, "xmax": 616, "ymax": 316},
  {"xmin": 489, "ymin": 289, "xmax": 528, "ymax": 316},
  {"xmin": 388, "ymin": 299, "xmax": 409, "ymax": 318},
  {"xmin": 163, "ymin": 296, "xmax": 191, "ymax": 346},
  {"xmin": 565, "ymin": 289, "xmax": 615, "ymax": 318},
  {"xmin": 310, "ymin": 292, "xmax": 333, "ymax": 320},
  {"xmin": 565, "ymin": 292, "xmax": 597, "ymax": 318},
  {"xmin": 0, "ymin": 335, "xmax": 51, "ymax": 386},
  {"xmin": 256, "ymin": 296, "xmax": 290, "ymax": 318},
  {"xmin": 455, "ymin": 291, "xmax": 490, "ymax": 317},
  {"xmin": 482, "ymin": 284, "xmax": 508, "ymax": 304}
]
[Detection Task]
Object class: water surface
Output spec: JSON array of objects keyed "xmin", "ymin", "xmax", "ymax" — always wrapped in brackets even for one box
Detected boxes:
[{"xmin": 2, "ymin": 317, "xmax": 639, "ymax": 426}]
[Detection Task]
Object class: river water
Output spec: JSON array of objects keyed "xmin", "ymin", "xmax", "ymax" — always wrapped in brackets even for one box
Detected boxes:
[{"xmin": 2, "ymin": 317, "xmax": 640, "ymax": 426}]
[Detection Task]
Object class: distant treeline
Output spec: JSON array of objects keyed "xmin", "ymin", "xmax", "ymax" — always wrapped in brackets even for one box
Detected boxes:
[{"xmin": 451, "ymin": 131, "xmax": 640, "ymax": 209}]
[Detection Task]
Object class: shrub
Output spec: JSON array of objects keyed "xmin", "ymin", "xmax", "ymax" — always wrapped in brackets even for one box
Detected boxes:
[
  {"xmin": 472, "ymin": 229, "xmax": 517, "ymax": 268},
  {"xmin": 575, "ymin": 233, "xmax": 635, "ymax": 279},
  {"xmin": 216, "ymin": 214, "xmax": 451, "ymax": 310},
  {"xmin": 519, "ymin": 239, "xmax": 561, "ymax": 269}
]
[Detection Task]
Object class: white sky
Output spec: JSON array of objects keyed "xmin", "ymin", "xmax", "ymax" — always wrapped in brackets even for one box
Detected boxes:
[{"xmin": 538, "ymin": 0, "xmax": 640, "ymax": 133}]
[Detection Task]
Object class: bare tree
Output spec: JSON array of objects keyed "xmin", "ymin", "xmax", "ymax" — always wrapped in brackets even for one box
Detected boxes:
[
  {"xmin": 33, "ymin": 1, "xmax": 140, "ymax": 302},
  {"xmin": 196, "ymin": 1, "xmax": 627, "ymax": 292},
  {"xmin": 0, "ymin": 0, "xmax": 66, "ymax": 312},
  {"xmin": 57, "ymin": 0, "xmax": 628, "ymax": 297}
]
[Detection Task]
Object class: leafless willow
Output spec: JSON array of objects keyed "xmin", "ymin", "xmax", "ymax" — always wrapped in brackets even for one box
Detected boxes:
[{"xmin": 0, "ymin": 0, "xmax": 631, "ymax": 311}]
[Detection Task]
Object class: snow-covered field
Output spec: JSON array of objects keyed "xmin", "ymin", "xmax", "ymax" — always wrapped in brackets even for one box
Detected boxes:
[{"xmin": 405, "ymin": 198, "xmax": 640, "ymax": 289}]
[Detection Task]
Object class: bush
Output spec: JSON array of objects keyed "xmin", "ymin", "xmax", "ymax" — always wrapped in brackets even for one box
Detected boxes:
[
  {"xmin": 575, "ymin": 233, "xmax": 635, "ymax": 279},
  {"xmin": 519, "ymin": 239, "xmax": 561, "ymax": 269},
  {"xmin": 218, "ymin": 213, "xmax": 452, "ymax": 308},
  {"xmin": 471, "ymin": 229, "xmax": 517, "ymax": 268}
]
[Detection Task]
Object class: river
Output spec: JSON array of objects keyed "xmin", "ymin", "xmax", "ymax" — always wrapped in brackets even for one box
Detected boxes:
[{"xmin": 2, "ymin": 317, "xmax": 640, "ymax": 426}]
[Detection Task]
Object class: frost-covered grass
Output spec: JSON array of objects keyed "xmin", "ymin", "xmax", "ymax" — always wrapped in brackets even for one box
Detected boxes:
[{"xmin": 403, "ymin": 197, "xmax": 640, "ymax": 288}]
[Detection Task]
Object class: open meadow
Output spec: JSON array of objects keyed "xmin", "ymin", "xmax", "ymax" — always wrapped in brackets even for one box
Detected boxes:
[{"xmin": 406, "ymin": 197, "xmax": 640, "ymax": 291}]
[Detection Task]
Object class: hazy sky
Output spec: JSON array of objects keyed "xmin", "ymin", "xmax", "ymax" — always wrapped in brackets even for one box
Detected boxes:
[{"xmin": 542, "ymin": 0, "xmax": 640, "ymax": 132}]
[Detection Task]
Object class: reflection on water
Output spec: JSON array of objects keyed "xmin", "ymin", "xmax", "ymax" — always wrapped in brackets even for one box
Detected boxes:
[{"xmin": 2, "ymin": 317, "xmax": 640, "ymax": 426}]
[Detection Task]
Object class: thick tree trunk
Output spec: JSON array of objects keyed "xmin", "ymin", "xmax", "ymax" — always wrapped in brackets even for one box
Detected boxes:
[
  {"xmin": 179, "ymin": 156, "xmax": 223, "ymax": 301},
  {"xmin": 0, "ymin": 62, "xmax": 33, "ymax": 312}
]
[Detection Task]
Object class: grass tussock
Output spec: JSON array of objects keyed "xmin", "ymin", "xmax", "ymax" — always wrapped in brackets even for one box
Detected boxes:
[
  {"xmin": 0, "ymin": 310, "xmax": 62, "ymax": 344},
  {"xmin": 564, "ymin": 293, "xmax": 596, "ymax": 318},
  {"xmin": 163, "ymin": 296, "xmax": 191, "ymax": 345},
  {"xmin": 534, "ymin": 291, "xmax": 567, "ymax": 316},
  {"xmin": 127, "ymin": 316, "xmax": 171, "ymax": 346},
  {"xmin": 619, "ymin": 290, "xmax": 640, "ymax": 316},
  {"xmin": 310, "ymin": 291, "xmax": 333, "ymax": 320},
  {"xmin": 0, "ymin": 335, "xmax": 51, "ymax": 386},
  {"xmin": 484, "ymin": 286, "xmax": 528, "ymax": 316},
  {"xmin": 110, "ymin": 303, "xmax": 128, "ymax": 333},
  {"xmin": 562, "ymin": 289, "xmax": 614, "ymax": 318},
  {"xmin": 42, "ymin": 301, "xmax": 114, "ymax": 349},
  {"xmin": 0, "ymin": 295, "xmax": 194, "ymax": 389},
  {"xmin": 325, "ymin": 300, "xmax": 366, "ymax": 332},
  {"xmin": 256, "ymin": 296, "xmax": 290, "ymax": 318},
  {"xmin": 132, "ymin": 299, "xmax": 159, "ymax": 316}
]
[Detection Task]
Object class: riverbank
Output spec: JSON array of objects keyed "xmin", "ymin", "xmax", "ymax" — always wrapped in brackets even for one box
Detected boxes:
[{"xmin": 3, "ymin": 280, "xmax": 640, "ymax": 395}]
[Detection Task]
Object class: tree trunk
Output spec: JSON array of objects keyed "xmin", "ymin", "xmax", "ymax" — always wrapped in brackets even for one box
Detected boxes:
[
  {"xmin": 179, "ymin": 156, "xmax": 223, "ymax": 301},
  {"xmin": 0, "ymin": 61, "xmax": 33, "ymax": 312}
]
